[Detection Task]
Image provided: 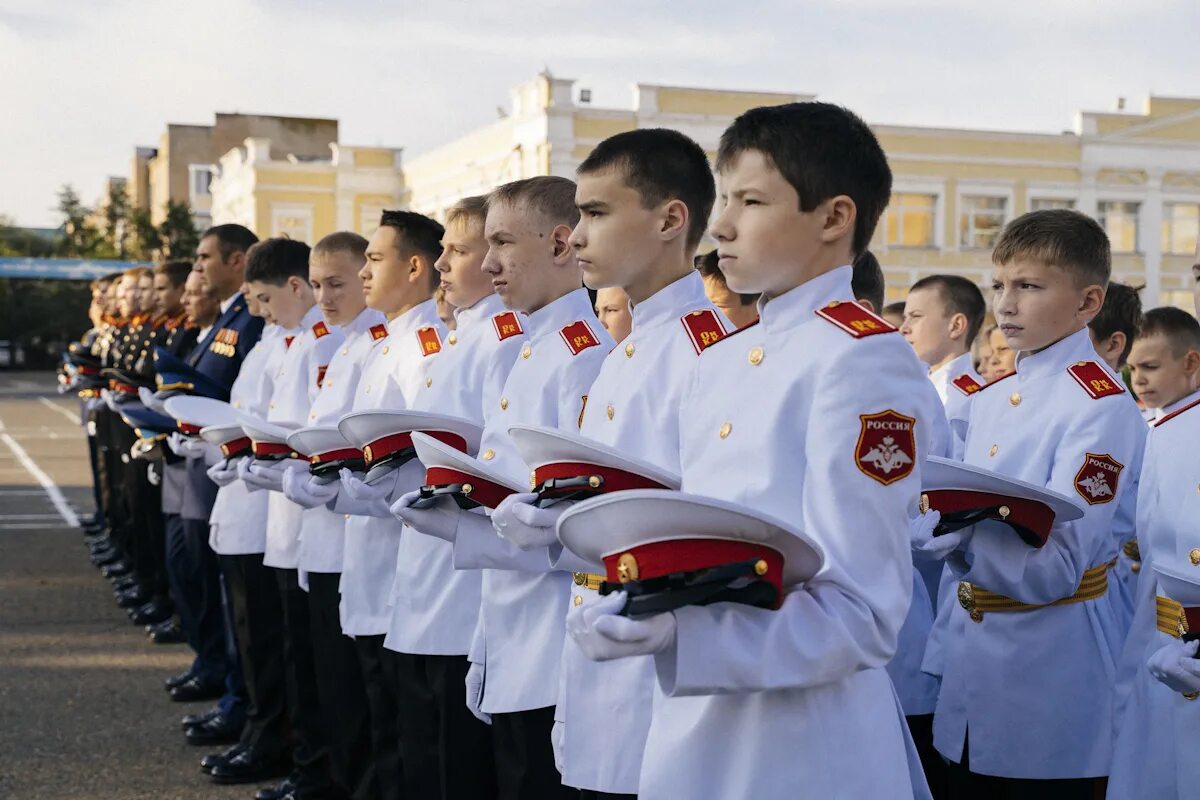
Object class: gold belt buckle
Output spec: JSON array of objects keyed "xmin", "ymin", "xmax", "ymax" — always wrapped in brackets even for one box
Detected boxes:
[{"xmin": 958, "ymin": 581, "xmax": 983, "ymax": 623}]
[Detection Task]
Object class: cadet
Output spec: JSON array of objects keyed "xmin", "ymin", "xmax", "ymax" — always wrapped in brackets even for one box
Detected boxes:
[
  {"xmin": 568, "ymin": 102, "xmax": 944, "ymax": 799},
  {"xmin": 1127, "ymin": 307, "xmax": 1200, "ymax": 421},
  {"xmin": 1087, "ymin": 280, "xmax": 1142, "ymax": 373},
  {"xmin": 396, "ymin": 176, "xmax": 611, "ymax": 799},
  {"xmin": 696, "ymin": 249, "xmax": 759, "ymax": 330},
  {"xmin": 593, "ymin": 286, "xmax": 633, "ymax": 344},
  {"xmin": 919, "ymin": 210, "xmax": 1146, "ymax": 797}
]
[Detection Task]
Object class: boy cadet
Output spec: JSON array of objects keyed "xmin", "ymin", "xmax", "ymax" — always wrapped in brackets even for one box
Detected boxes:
[
  {"xmin": 918, "ymin": 210, "xmax": 1146, "ymax": 797},
  {"xmin": 1088, "ymin": 280, "xmax": 1142, "ymax": 373},
  {"xmin": 378, "ymin": 196, "xmax": 521, "ymax": 799},
  {"xmin": 278, "ymin": 232, "xmax": 384, "ymax": 800},
  {"xmin": 491, "ymin": 129, "xmax": 726, "ymax": 798},
  {"xmin": 594, "ymin": 286, "xmax": 633, "ymax": 344},
  {"xmin": 334, "ymin": 210, "xmax": 446, "ymax": 800},
  {"xmin": 567, "ymin": 103, "xmax": 945, "ymax": 799},
  {"xmin": 1127, "ymin": 306, "xmax": 1200, "ymax": 421},
  {"xmin": 395, "ymin": 176, "xmax": 611, "ymax": 799},
  {"xmin": 696, "ymin": 249, "xmax": 760, "ymax": 330},
  {"xmin": 850, "ymin": 248, "xmax": 886, "ymax": 312}
]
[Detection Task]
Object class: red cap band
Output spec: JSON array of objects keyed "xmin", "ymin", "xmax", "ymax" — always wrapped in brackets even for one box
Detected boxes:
[
  {"xmin": 424, "ymin": 466, "xmax": 514, "ymax": 510},
  {"xmin": 602, "ymin": 539, "xmax": 785, "ymax": 609}
]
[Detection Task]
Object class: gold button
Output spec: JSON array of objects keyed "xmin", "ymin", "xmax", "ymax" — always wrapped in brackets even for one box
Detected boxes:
[
  {"xmin": 344, "ymin": 514, "xmax": 350, "ymax": 520},
  {"xmin": 425, "ymin": 377, "xmax": 432, "ymax": 388},
  {"xmin": 1131, "ymin": 563, "xmax": 1141, "ymax": 573},
  {"xmin": 606, "ymin": 404, "xmax": 614, "ymax": 420},
  {"xmin": 342, "ymin": 348, "xmax": 348, "ymax": 355},
  {"xmin": 522, "ymin": 345, "xmax": 531, "ymax": 359},
  {"xmin": 753, "ymin": 560, "xmax": 768, "ymax": 576},
  {"xmin": 989, "ymin": 444, "xmax": 998, "ymax": 457},
  {"xmin": 573, "ymin": 595, "xmax": 583, "ymax": 607},
  {"xmin": 462, "ymin": 483, "xmax": 473, "ymax": 496},
  {"xmin": 1191, "ymin": 548, "xmax": 1200, "ymax": 566},
  {"xmin": 1076, "ymin": 361, "xmax": 1087, "ymax": 367},
  {"xmin": 448, "ymin": 334, "xmax": 457, "ymax": 346},
  {"xmin": 625, "ymin": 343, "xmax": 635, "ymax": 358},
  {"xmin": 719, "ymin": 421, "xmax": 732, "ymax": 439},
  {"xmin": 998, "ymin": 505, "xmax": 1010, "ymax": 518},
  {"xmin": 270, "ymin": 402, "xmax": 276, "ymax": 409},
  {"xmin": 573, "ymin": 572, "xmax": 586, "ymax": 586},
  {"xmin": 1009, "ymin": 392, "xmax": 1021, "ymax": 406},
  {"xmin": 748, "ymin": 346, "xmax": 764, "ymax": 366},
  {"xmin": 587, "ymin": 475, "xmax": 602, "ymax": 489},
  {"xmin": 382, "ymin": 346, "xmax": 389, "ymax": 355},
  {"xmin": 482, "ymin": 449, "xmax": 495, "ymax": 461},
  {"xmin": 617, "ymin": 553, "xmax": 639, "ymax": 582},
  {"xmin": 500, "ymin": 397, "xmax": 508, "ymax": 411}
]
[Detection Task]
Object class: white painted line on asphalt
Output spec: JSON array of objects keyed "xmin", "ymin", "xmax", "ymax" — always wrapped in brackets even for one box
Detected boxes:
[
  {"xmin": 37, "ymin": 397, "xmax": 81, "ymax": 425},
  {"xmin": 0, "ymin": 413, "xmax": 80, "ymax": 528}
]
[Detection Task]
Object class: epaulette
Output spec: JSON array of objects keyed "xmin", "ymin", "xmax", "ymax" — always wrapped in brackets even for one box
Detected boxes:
[
  {"xmin": 815, "ymin": 300, "xmax": 897, "ymax": 338},
  {"xmin": 1067, "ymin": 360, "xmax": 1125, "ymax": 399},
  {"xmin": 492, "ymin": 311, "xmax": 524, "ymax": 341},
  {"xmin": 416, "ymin": 326, "xmax": 442, "ymax": 357},
  {"xmin": 951, "ymin": 373, "xmax": 984, "ymax": 396},
  {"xmin": 681, "ymin": 309, "xmax": 727, "ymax": 354},
  {"xmin": 1154, "ymin": 397, "xmax": 1200, "ymax": 427},
  {"xmin": 312, "ymin": 321, "xmax": 331, "ymax": 339},
  {"xmin": 560, "ymin": 320, "xmax": 601, "ymax": 356},
  {"xmin": 369, "ymin": 324, "xmax": 388, "ymax": 342}
]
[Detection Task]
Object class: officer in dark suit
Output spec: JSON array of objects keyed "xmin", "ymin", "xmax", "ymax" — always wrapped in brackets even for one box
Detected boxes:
[{"xmin": 163, "ymin": 225, "xmax": 263, "ymax": 720}]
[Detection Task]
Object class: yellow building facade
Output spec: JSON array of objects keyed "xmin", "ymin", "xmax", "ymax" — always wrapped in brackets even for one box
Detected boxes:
[{"xmin": 208, "ymin": 75, "xmax": 1200, "ymax": 307}]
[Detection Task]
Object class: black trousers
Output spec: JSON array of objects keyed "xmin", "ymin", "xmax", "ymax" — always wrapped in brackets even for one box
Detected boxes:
[
  {"xmin": 492, "ymin": 706, "xmax": 576, "ymax": 800},
  {"xmin": 307, "ymin": 572, "xmax": 375, "ymax": 800},
  {"xmin": 389, "ymin": 651, "xmax": 496, "ymax": 800},
  {"xmin": 947, "ymin": 735, "xmax": 1102, "ymax": 800},
  {"xmin": 273, "ymin": 567, "xmax": 337, "ymax": 798},
  {"xmin": 127, "ymin": 459, "xmax": 168, "ymax": 600},
  {"xmin": 359, "ymin": 636, "xmax": 404, "ymax": 800},
  {"xmin": 908, "ymin": 714, "xmax": 947, "ymax": 800},
  {"xmin": 219, "ymin": 553, "xmax": 288, "ymax": 758},
  {"xmin": 167, "ymin": 517, "xmax": 228, "ymax": 683}
]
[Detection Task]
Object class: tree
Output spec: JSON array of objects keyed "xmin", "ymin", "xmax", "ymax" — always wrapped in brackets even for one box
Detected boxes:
[
  {"xmin": 158, "ymin": 200, "xmax": 199, "ymax": 259},
  {"xmin": 128, "ymin": 207, "xmax": 161, "ymax": 261},
  {"xmin": 55, "ymin": 184, "xmax": 101, "ymax": 257},
  {"xmin": 0, "ymin": 214, "xmax": 56, "ymax": 257},
  {"xmin": 102, "ymin": 183, "xmax": 131, "ymax": 259}
]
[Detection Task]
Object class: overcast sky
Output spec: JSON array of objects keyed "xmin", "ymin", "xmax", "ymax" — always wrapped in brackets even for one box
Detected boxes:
[{"xmin": 2, "ymin": 0, "xmax": 1198, "ymax": 228}]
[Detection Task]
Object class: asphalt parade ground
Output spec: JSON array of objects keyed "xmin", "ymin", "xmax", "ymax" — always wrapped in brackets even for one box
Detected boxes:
[{"xmin": 0, "ymin": 372, "xmax": 247, "ymax": 799}]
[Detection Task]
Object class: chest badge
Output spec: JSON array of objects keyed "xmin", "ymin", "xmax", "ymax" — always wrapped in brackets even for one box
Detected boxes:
[
  {"xmin": 1074, "ymin": 452, "xmax": 1123, "ymax": 505},
  {"xmin": 855, "ymin": 410, "xmax": 916, "ymax": 485}
]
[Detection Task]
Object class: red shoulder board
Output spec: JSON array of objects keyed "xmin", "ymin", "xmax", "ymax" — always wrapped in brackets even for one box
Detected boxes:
[
  {"xmin": 312, "ymin": 321, "xmax": 330, "ymax": 339},
  {"xmin": 492, "ymin": 311, "xmax": 524, "ymax": 341},
  {"xmin": 815, "ymin": 300, "xmax": 896, "ymax": 338},
  {"xmin": 369, "ymin": 324, "xmax": 388, "ymax": 341},
  {"xmin": 560, "ymin": 320, "xmax": 600, "ymax": 356},
  {"xmin": 416, "ymin": 326, "xmax": 442, "ymax": 357},
  {"xmin": 951, "ymin": 373, "xmax": 983, "ymax": 396},
  {"xmin": 1154, "ymin": 397, "xmax": 1200, "ymax": 427},
  {"xmin": 681, "ymin": 309, "xmax": 727, "ymax": 354},
  {"xmin": 1067, "ymin": 361, "xmax": 1125, "ymax": 399}
]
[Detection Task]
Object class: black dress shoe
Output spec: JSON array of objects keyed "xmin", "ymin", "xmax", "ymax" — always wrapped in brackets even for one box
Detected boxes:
[
  {"xmin": 100, "ymin": 560, "xmax": 132, "ymax": 579},
  {"xmin": 209, "ymin": 749, "xmax": 290, "ymax": 785},
  {"xmin": 150, "ymin": 622, "xmax": 186, "ymax": 645},
  {"xmin": 185, "ymin": 712, "xmax": 243, "ymax": 745},
  {"xmin": 201, "ymin": 743, "xmax": 246, "ymax": 774},
  {"xmin": 115, "ymin": 586, "xmax": 150, "ymax": 608},
  {"xmin": 170, "ymin": 675, "xmax": 224, "ymax": 703},
  {"xmin": 130, "ymin": 599, "xmax": 172, "ymax": 626},
  {"xmin": 255, "ymin": 777, "xmax": 296, "ymax": 800},
  {"xmin": 111, "ymin": 574, "xmax": 139, "ymax": 590},
  {"xmin": 84, "ymin": 531, "xmax": 111, "ymax": 546},
  {"xmin": 87, "ymin": 538, "xmax": 114, "ymax": 554},
  {"xmin": 91, "ymin": 547, "xmax": 123, "ymax": 566},
  {"xmin": 182, "ymin": 705, "xmax": 221, "ymax": 728},
  {"xmin": 165, "ymin": 669, "xmax": 197, "ymax": 691}
]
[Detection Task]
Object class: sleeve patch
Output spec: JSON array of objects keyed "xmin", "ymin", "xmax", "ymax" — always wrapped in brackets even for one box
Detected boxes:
[
  {"xmin": 492, "ymin": 311, "xmax": 524, "ymax": 341},
  {"xmin": 560, "ymin": 320, "xmax": 600, "ymax": 356},
  {"xmin": 951, "ymin": 374, "xmax": 983, "ymax": 396},
  {"xmin": 681, "ymin": 309, "xmax": 728, "ymax": 354},
  {"xmin": 369, "ymin": 324, "xmax": 388, "ymax": 341},
  {"xmin": 312, "ymin": 321, "xmax": 330, "ymax": 338},
  {"xmin": 416, "ymin": 326, "xmax": 442, "ymax": 357},
  {"xmin": 815, "ymin": 300, "xmax": 897, "ymax": 339},
  {"xmin": 1074, "ymin": 453, "xmax": 1124, "ymax": 505},
  {"xmin": 854, "ymin": 410, "xmax": 917, "ymax": 485},
  {"xmin": 1067, "ymin": 361, "xmax": 1125, "ymax": 399}
]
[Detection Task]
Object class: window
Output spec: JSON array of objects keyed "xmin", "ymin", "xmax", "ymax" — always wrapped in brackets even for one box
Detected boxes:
[
  {"xmin": 188, "ymin": 165, "xmax": 214, "ymax": 201},
  {"xmin": 882, "ymin": 193, "xmax": 936, "ymax": 248},
  {"xmin": 1097, "ymin": 201, "xmax": 1140, "ymax": 253},
  {"xmin": 1162, "ymin": 203, "xmax": 1200, "ymax": 255},
  {"xmin": 959, "ymin": 195, "xmax": 1007, "ymax": 250},
  {"xmin": 1030, "ymin": 198, "xmax": 1075, "ymax": 211}
]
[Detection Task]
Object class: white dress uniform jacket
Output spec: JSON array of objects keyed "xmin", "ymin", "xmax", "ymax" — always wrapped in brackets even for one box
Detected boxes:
[
  {"xmin": 383, "ymin": 293, "xmax": 525, "ymax": 656},
  {"xmin": 641, "ymin": 266, "xmax": 941, "ymax": 800},
  {"xmin": 339, "ymin": 299, "xmax": 444, "ymax": 636},
  {"xmin": 454, "ymin": 288, "xmax": 612, "ymax": 713},
  {"xmin": 262, "ymin": 306, "xmax": 344, "ymax": 570},
  {"xmin": 1107, "ymin": 389, "xmax": 1200, "ymax": 800},
  {"xmin": 561, "ymin": 272, "xmax": 729, "ymax": 794},
  {"xmin": 209, "ymin": 324, "xmax": 282, "ymax": 555},
  {"xmin": 932, "ymin": 327, "xmax": 1146, "ymax": 778},
  {"xmin": 296, "ymin": 307, "xmax": 386, "ymax": 575}
]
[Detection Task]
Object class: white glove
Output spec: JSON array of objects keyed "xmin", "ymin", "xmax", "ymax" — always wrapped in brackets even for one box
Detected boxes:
[
  {"xmin": 282, "ymin": 465, "xmax": 339, "ymax": 509},
  {"xmin": 236, "ymin": 456, "xmax": 264, "ymax": 493},
  {"xmin": 338, "ymin": 467, "xmax": 395, "ymax": 518},
  {"xmin": 1147, "ymin": 638, "xmax": 1200, "ymax": 695},
  {"xmin": 567, "ymin": 591, "xmax": 676, "ymax": 662},
  {"xmin": 168, "ymin": 432, "xmax": 208, "ymax": 461},
  {"xmin": 551, "ymin": 720, "xmax": 564, "ymax": 774},
  {"xmin": 491, "ymin": 492, "xmax": 564, "ymax": 550},
  {"xmin": 206, "ymin": 459, "xmax": 241, "ymax": 487},
  {"xmin": 910, "ymin": 509, "xmax": 969, "ymax": 560},
  {"xmin": 238, "ymin": 458, "xmax": 294, "ymax": 493},
  {"xmin": 391, "ymin": 490, "xmax": 462, "ymax": 543},
  {"xmin": 465, "ymin": 662, "xmax": 491, "ymax": 724}
]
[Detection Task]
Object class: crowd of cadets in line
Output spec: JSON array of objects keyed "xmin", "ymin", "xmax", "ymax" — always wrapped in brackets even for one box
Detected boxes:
[{"xmin": 63, "ymin": 102, "xmax": 1200, "ymax": 800}]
